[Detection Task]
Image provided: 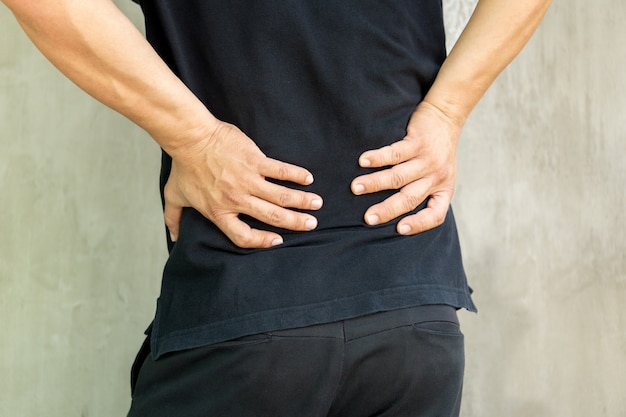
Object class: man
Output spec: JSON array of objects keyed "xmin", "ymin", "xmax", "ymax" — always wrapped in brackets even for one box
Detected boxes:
[{"xmin": 2, "ymin": 0, "xmax": 550, "ymax": 415}]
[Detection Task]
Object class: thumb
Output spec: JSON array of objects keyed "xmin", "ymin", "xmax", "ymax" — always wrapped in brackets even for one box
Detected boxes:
[{"xmin": 164, "ymin": 200, "xmax": 183, "ymax": 242}]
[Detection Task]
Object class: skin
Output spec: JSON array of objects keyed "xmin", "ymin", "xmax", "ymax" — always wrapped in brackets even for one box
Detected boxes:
[{"xmin": 2, "ymin": 0, "xmax": 551, "ymax": 248}]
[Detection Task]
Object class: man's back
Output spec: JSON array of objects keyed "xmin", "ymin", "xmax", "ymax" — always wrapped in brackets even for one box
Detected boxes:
[{"xmin": 139, "ymin": 0, "xmax": 474, "ymax": 358}]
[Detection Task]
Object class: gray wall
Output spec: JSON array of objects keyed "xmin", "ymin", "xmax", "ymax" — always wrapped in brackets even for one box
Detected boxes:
[
  {"xmin": 450, "ymin": 0, "xmax": 626, "ymax": 415},
  {"xmin": 1, "ymin": 0, "xmax": 624, "ymax": 416}
]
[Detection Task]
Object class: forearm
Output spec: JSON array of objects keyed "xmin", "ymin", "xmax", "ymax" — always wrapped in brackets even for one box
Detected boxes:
[
  {"xmin": 425, "ymin": 0, "xmax": 552, "ymax": 126},
  {"xmin": 3, "ymin": 0, "xmax": 216, "ymax": 156},
  {"xmin": 3, "ymin": 0, "xmax": 325, "ymax": 248}
]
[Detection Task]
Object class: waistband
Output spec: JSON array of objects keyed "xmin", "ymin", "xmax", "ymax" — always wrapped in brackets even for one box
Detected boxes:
[{"xmin": 267, "ymin": 304, "xmax": 458, "ymax": 342}]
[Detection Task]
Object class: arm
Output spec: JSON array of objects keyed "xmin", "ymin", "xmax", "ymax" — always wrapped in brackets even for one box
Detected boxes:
[
  {"xmin": 351, "ymin": 0, "xmax": 552, "ymax": 234},
  {"xmin": 2, "ymin": 0, "xmax": 322, "ymax": 248}
]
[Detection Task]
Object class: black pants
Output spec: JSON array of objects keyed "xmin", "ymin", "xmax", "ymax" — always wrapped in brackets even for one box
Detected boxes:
[{"xmin": 127, "ymin": 305, "xmax": 464, "ymax": 417}]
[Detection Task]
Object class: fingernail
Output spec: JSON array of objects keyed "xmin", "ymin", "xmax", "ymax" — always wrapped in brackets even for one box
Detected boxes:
[
  {"xmin": 366, "ymin": 214, "xmax": 380, "ymax": 225},
  {"xmin": 398, "ymin": 224, "xmax": 411, "ymax": 235},
  {"xmin": 305, "ymin": 175, "xmax": 314, "ymax": 185},
  {"xmin": 353, "ymin": 183, "xmax": 365, "ymax": 195},
  {"xmin": 311, "ymin": 199, "xmax": 323, "ymax": 209},
  {"xmin": 169, "ymin": 231, "xmax": 177, "ymax": 242},
  {"xmin": 305, "ymin": 218, "xmax": 318, "ymax": 230},
  {"xmin": 360, "ymin": 158, "xmax": 371, "ymax": 167},
  {"xmin": 271, "ymin": 238, "xmax": 284, "ymax": 247}
]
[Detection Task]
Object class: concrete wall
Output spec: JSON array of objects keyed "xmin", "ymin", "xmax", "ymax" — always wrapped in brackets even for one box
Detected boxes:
[
  {"xmin": 448, "ymin": 1, "xmax": 626, "ymax": 416},
  {"xmin": 0, "ymin": 2, "xmax": 164, "ymax": 416},
  {"xmin": 1, "ymin": 1, "xmax": 624, "ymax": 416}
]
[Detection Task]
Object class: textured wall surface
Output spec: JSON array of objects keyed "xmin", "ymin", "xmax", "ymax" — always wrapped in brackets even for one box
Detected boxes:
[
  {"xmin": 450, "ymin": 1, "xmax": 626, "ymax": 416},
  {"xmin": 1, "ymin": 1, "xmax": 624, "ymax": 416},
  {"xmin": 0, "ymin": 2, "xmax": 164, "ymax": 416}
]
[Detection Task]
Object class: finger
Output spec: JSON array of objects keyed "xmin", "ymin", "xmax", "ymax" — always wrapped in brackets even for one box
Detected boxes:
[
  {"xmin": 216, "ymin": 213, "xmax": 285, "ymax": 249},
  {"xmin": 351, "ymin": 158, "xmax": 424, "ymax": 195},
  {"xmin": 256, "ymin": 182, "xmax": 323, "ymax": 211},
  {"xmin": 163, "ymin": 201, "xmax": 183, "ymax": 242},
  {"xmin": 396, "ymin": 193, "xmax": 451, "ymax": 235},
  {"xmin": 260, "ymin": 158, "xmax": 315, "ymax": 185},
  {"xmin": 163, "ymin": 177, "xmax": 186, "ymax": 242},
  {"xmin": 358, "ymin": 138, "xmax": 417, "ymax": 168},
  {"xmin": 242, "ymin": 196, "xmax": 319, "ymax": 232},
  {"xmin": 363, "ymin": 179, "xmax": 432, "ymax": 226}
]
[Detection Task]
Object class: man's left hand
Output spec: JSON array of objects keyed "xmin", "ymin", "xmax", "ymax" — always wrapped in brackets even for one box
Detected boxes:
[{"xmin": 351, "ymin": 101, "xmax": 462, "ymax": 235}]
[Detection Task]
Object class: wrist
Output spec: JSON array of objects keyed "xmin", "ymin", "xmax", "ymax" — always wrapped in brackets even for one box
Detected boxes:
[
  {"xmin": 421, "ymin": 73, "xmax": 485, "ymax": 130},
  {"xmin": 148, "ymin": 104, "xmax": 221, "ymax": 160},
  {"xmin": 418, "ymin": 95, "xmax": 468, "ymax": 134}
]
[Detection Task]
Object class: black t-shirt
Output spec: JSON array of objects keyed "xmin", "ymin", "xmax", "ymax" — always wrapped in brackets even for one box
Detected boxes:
[{"xmin": 135, "ymin": 0, "xmax": 476, "ymax": 359}]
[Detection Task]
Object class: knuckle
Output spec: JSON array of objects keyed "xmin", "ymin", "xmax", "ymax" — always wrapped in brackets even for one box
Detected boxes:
[
  {"xmin": 379, "ymin": 146, "xmax": 391, "ymax": 163},
  {"xmin": 223, "ymin": 190, "xmax": 242, "ymax": 207},
  {"xmin": 381, "ymin": 146, "xmax": 399, "ymax": 165},
  {"xmin": 391, "ymin": 171, "xmax": 405, "ymax": 189},
  {"xmin": 302, "ymin": 193, "xmax": 313, "ymax": 207},
  {"xmin": 436, "ymin": 165, "xmax": 455, "ymax": 182},
  {"xmin": 368, "ymin": 179, "xmax": 381, "ymax": 193},
  {"xmin": 277, "ymin": 165, "xmax": 290, "ymax": 180},
  {"xmin": 402, "ymin": 192, "xmax": 422, "ymax": 212},
  {"xmin": 434, "ymin": 168, "xmax": 448, "ymax": 183},
  {"xmin": 277, "ymin": 191, "xmax": 292, "ymax": 207},
  {"xmin": 379, "ymin": 205, "xmax": 394, "ymax": 221},
  {"xmin": 391, "ymin": 149, "xmax": 403, "ymax": 165},
  {"xmin": 266, "ymin": 208, "xmax": 283, "ymax": 225}
]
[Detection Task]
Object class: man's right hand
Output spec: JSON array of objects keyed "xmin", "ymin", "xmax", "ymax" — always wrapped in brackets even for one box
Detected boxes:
[
  {"xmin": 2, "ymin": 0, "xmax": 323, "ymax": 249},
  {"xmin": 4, "ymin": 0, "xmax": 550, "ymax": 250},
  {"xmin": 163, "ymin": 122, "xmax": 323, "ymax": 249}
]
